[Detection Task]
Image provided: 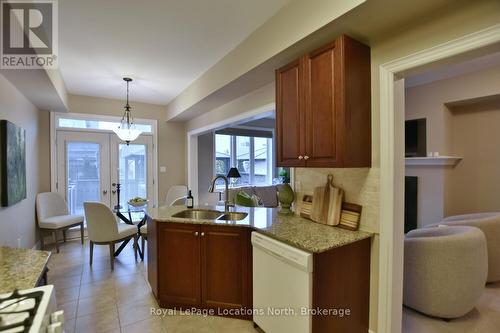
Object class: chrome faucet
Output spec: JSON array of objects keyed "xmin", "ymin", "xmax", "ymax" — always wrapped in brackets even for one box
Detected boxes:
[{"xmin": 208, "ymin": 175, "xmax": 234, "ymax": 212}]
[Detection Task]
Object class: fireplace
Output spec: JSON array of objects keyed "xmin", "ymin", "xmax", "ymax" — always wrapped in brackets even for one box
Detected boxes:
[{"xmin": 405, "ymin": 176, "xmax": 418, "ymax": 233}]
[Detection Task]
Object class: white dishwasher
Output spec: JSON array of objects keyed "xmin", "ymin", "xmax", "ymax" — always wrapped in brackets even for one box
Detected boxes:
[{"xmin": 251, "ymin": 232, "xmax": 313, "ymax": 333}]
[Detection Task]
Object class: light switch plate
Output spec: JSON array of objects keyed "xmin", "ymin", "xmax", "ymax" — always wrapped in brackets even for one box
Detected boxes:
[{"xmin": 160, "ymin": 166, "xmax": 167, "ymax": 173}]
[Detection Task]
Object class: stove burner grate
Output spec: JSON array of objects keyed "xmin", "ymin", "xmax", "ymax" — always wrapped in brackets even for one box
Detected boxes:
[{"xmin": 0, "ymin": 290, "xmax": 43, "ymax": 332}]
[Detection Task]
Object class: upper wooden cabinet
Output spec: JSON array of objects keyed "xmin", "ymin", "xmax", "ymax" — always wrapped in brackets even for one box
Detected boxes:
[{"xmin": 276, "ymin": 35, "xmax": 371, "ymax": 168}]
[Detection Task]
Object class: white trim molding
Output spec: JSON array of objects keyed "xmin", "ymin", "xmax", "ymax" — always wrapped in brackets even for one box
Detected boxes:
[
  {"xmin": 405, "ymin": 156, "xmax": 462, "ymax": 166},
  {"xmin": 378, "ymin": 23, "xmax": 500, "ymax": 333}
]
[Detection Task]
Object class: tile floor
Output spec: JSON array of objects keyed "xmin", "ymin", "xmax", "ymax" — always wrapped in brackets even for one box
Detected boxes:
[
  {"xmin": 49, "ymin": 237, "xmax": 500, "ymax": 332},
  {"xmin": 46, "ymin": 238, "xmax": 260, "ymax": 333},
  {"xmin": 403, "ymin": 281, "xmax": 500, "ymax": 333}
]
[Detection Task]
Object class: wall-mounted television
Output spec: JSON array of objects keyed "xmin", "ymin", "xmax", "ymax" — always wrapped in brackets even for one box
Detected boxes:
[{"xmin": 405, "ymin": 118, "xmax": 427, "ymax": 157}]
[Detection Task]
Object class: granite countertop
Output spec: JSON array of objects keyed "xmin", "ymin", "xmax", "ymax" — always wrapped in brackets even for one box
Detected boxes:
[
  {"xmin": 146, "ymin": 206, "xmax": 372, "ymax": 253},
  {"xmin": 0, "ymin": 247, "xmax": 51, "ymax": 294}
]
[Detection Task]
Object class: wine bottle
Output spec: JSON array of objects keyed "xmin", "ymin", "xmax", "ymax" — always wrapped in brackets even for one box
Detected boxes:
[{"xmin": 187, "ymin": 190, "xmax": 194, "ymax": 208}]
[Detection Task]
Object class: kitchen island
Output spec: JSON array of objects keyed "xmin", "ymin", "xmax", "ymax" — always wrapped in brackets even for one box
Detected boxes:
[
  {"xmin": 146, "ymin": 205, "xmax": 371, "ymax": 253},
  {"xmin": 146, "ymin": 205, "xmax": 372, "ymax": 333}
]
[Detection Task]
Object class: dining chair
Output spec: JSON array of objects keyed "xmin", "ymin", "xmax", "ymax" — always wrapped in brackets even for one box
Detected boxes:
[
  {"xmin": 170, "ymin": 196, "xmax": 187, "ymax": 206},
  {"xmin": 165, "ymin": 185, "xmax": 188, "ymax": 206},
  {"xmin": 83, "ymin": 202, "xmax": 138, "ymax": 270},
  {"xmin": 36, "ymin": 192, "xmax": 84, "ymax": 253}
]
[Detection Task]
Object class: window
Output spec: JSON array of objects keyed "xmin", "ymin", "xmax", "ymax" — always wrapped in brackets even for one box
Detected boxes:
[
  {"xmin": 58, "ymin": 118, "xmax": 152, "ymax": 133},
  {"xmin": 215, "ymin": 134, "xmax": 231, "ymax": 176},
  {"xmin": 215, "ymin": 133, "xmax": 273, "ymax": 186}
]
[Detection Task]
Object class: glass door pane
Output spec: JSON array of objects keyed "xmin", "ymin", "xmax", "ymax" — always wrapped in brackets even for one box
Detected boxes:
[
  {"xmin": 110, "ymin": 135, "xmax": 153, "ymax": 210},
  {"xmin": 66, "ymin": 142, "xmax": 101, "ymax": 215},
  {"xmin": 118, "ymin": 143, "xmax": 147, "ymax": 202},
  {"xmin": 56, "ymin": 131, "xmax": 111, "ymax": 214}
]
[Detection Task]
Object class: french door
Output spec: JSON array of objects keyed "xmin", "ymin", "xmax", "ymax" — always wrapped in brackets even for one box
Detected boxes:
[
  {"xmin": 56, "ymin": 130, "xmax": 153, "ymax": 215},
  {"xmin": 109, "ymin": 135, "xmax": 154, "ymax": 209}
]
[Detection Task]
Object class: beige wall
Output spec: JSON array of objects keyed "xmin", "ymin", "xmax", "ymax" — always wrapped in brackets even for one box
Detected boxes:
[
  {"xmin": 67, "ymin": 95, "xmax": 186, "ymax": 204},
  {"xmin": 0, "ymin": 75, "xmax": 50, "ymax": 248},
  {"xmin": 197, "ymin": 132, "xmax": 218, "ymax": 205},
  {"xmin": 186, "ymin": 82, "xmax": 275, "ymax": 133},
  {"xmin": 446, "ymin": 99, "xmax": 500, "ymax": 215},
  {"xmin": 405, "ymin": 65, "xmax": 500, "ymax": 226}
]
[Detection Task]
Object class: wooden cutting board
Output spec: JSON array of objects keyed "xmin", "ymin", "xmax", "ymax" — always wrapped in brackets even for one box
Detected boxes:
[
  {"xmin": 326, "ymin": 187, "xmax": 343, "ymax": 226},
  {"xmin": 310, "ymin": 185, "xmax": 327, "ymax": 223},
  {"xmin": 310, "ymin": 174, "xmax": 344, "ymax": 225}
]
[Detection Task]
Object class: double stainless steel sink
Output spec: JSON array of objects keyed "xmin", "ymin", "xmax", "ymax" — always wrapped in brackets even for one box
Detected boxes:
[{"xmin": 172, "ymin": 209, "xmax": 248, "ymax": 221}]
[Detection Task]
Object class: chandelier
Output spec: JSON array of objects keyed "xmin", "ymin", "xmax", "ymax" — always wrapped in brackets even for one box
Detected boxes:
[{"xmin": 113, "ymin": 77, "xmax": 141, "ymax": 144}]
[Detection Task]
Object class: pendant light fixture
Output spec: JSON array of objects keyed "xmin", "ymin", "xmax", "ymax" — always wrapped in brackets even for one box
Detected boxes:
[{"xmin": 113, "ymin": 77, "xmax": 141, "ymax": 145}]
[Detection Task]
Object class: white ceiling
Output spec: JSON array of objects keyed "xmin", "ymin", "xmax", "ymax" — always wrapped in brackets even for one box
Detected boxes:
[{"xmin": 59, "ymin": 0, "xmax": 291, "ymax": 106}]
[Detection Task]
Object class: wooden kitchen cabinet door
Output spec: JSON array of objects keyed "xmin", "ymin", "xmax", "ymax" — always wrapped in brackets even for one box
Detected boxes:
[
  {"xmin": 158, "ymin": 223, "xmax": 201, "ymax": 308},
  {"xmin": 304, "ymin": 41, "xmax": 341, "ymax": 167},
  {"xmin": 276, "ymin": 59, "xmax": 306, "ymax": 167},
  {"xmin": 275, "ymin": 35, "xmax": 371, "ymax": 168},
  {"xmin": 200, "ymin": 225, "xmax": 251, "ymax": 315}
]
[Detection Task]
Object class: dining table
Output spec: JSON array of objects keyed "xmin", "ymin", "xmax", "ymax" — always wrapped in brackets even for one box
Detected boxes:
[{"xmin": 114, "ymin": 204, "xmax": 149, "ymax": 260}]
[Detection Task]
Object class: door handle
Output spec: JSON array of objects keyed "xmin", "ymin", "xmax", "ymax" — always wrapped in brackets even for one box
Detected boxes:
[{"xmin": 102, "ymin": 190, "xmax": 108, "ymax": 195}]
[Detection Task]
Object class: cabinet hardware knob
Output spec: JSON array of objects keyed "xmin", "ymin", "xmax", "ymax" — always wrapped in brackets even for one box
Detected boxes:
[
  {"xmin": 102, "ymin": 190, "xmax": 108, "ymax": 195},
  {"xmin": 194, "ymin": 232, "xmax": 199, "ymax": 236},
  {"xmin": 298, "ymin": 155, "xmax": 304, "ymax": 160},
  {"xmin": 111, "ymin": 190, "xmax": 116, "ymax": 194},
  {"xmin": 201, "ymin": 232, "xmax": 205, "ymax": 237},
  {"xmin": 304, "ymin": 155, "xmax": 310, "ymax": 160}
]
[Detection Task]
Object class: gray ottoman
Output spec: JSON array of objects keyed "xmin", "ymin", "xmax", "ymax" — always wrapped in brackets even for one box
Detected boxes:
[{"xmin": 403, "ymin": 226, "xmax": 487, "ymax": 319}]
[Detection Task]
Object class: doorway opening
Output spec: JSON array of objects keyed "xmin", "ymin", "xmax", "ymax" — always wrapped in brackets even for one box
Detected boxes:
[
  {"xmin": 401, "ymin": 50, "xmax": 500, "ymax": 332},
  {"xmin": 378, "ymin": 24, "xmax": 500, "ymax": 333}
]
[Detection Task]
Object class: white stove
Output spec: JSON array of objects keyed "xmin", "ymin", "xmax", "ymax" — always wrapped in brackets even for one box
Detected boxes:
[{"xmin": 0, "ymin": 285, "xmax": 64, "ymax": 333}]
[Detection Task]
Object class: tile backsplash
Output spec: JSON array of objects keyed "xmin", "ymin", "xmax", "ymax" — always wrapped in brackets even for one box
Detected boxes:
[{"xmin": 293, "ymin": 168, "xmax": 380, "ymax": 233}]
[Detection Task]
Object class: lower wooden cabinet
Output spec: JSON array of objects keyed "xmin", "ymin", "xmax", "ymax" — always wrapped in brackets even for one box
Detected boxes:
[
  {"xmin": 201, "ymin": 225, "xmax": 251, "ymax": 310},
  {"xmin": 158, "ymin": 223, "xmax": 201, "ymax": 307},
  {"xmin": 148, "ymin": 221, "xmax": 252, "ymax": 318}
]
